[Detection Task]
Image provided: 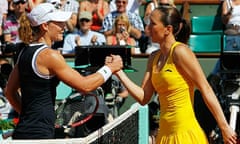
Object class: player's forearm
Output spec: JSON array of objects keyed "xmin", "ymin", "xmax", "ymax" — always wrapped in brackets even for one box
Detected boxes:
[
  {"xmin": 116, "ymin": 70, "xmax": 146, "ymax": 105},
  {"xmin": 202, "ymin": 89, "xmax": 229, "ymax": 130}
]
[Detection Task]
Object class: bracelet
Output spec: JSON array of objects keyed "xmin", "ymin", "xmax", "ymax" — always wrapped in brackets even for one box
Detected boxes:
[{"xmin": 97, "ymin": 66, "xmax": 112, "ymax": 82}]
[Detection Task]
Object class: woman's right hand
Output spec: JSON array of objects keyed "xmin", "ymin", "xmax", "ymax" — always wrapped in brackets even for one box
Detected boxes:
[
  {"xmin": 105, "ymin": 55, "xmax": 123, "ymax": 73},
  {"xmin": 221, "ymin": 125, "xmax": 237, "ymax": 144}
]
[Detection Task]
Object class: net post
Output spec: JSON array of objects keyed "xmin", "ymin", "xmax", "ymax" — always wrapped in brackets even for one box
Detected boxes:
[{"xmin": 131, "ymin": 103, "xmax": 149, "ymax": 144}]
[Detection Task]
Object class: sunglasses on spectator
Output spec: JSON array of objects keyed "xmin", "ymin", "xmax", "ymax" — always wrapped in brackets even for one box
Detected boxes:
[
  {"xmin": 116, "ymin": 1, "xmax": 126, "ymax": 4},
  {"xmin": 80, "ymin": 19, "xmax": 90, "ymax": 22},
  {"xmin": 13, "ymin": 1, "xmax": 26, "ymax": 5},
  {"xmin": 158, "ymin": 3, "xmax": 171, "ymax": 7}
]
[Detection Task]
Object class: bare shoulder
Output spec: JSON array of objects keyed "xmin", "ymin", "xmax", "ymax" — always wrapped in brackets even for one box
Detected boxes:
[
  {"xmin": 174, "ymin": 43, "xmax": 194, "ymax": 57},
  {"xmin": 173, "ymin": 43, "xmax": 197, "ymax": 65},
  {"xmin": 148, "ymin": 49, "xmax": 159, "ymax": 64},
  {"xmin": 39, "ymin": 48, "xmax": 65, "ymax": 64}
]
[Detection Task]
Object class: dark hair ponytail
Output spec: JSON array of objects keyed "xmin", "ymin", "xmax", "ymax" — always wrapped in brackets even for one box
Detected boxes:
[
  {"xmin": 157, "ymin": 6, "xmax": 191, "ymax": 44},
  {"xmin": 176, "ymin": 18, "xmax": 191, "ymax": 44}
]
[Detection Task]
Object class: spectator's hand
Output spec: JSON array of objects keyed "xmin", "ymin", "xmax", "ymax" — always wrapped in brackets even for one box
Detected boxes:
[
  {"xmin": 221, "ymin": 125, "xmax": 237, "ymax": 144},
  {"xmin": 116, "ymin": 33, "xmax": 123, "ymax": 41},
  {"xmin": 91, "ymin": 35, "xmax": 98, "ymax": 44},
  {"xmin": 122, "ymin": 31, "xmax": 129, "ymax": 41},
  {"xmin": 105, "ymin": 55, "xmax": 123, "ymax": 73},
  {"xmin": 75, "ymin": 36, "xmax": 81, "ymax": 46}
]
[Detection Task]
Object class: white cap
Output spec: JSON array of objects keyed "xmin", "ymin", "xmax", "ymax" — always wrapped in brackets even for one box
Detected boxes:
[{"xmin": 27, "ymin": 3, "xmax": 72, "ymax": 27}]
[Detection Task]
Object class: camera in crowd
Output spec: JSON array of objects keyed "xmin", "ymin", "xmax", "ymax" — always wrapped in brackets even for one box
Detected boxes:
[{"xmin": 120, "ymin": 26, "xmax": 126, "ymax": 33}]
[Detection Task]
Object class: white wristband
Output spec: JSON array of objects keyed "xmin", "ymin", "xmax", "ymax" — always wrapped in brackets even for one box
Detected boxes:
[{"xmin": 97, "ymin": 66, "xmax": 112, "ymax": 82}]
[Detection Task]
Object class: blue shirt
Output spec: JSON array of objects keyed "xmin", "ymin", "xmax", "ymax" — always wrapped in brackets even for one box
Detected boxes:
[{"xmin": 62, "ymin": 30, "xmax": 106, "ymax": 54}]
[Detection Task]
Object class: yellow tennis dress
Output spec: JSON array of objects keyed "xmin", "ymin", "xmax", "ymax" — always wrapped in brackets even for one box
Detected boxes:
[{"xmin": 151, "ymin": 42, "xmax": 209, "ymax": 144}]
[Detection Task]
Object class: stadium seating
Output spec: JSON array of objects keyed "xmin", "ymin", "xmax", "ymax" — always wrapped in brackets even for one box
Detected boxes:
[
  {"xmin": 189, "ymin": 16, "xmax": 223, "ymax": 53},
  {"xmin": 189, "ymin": 34, "xmax": 222, "ymax": 53},
  {"xmin": 191, "ymin": 16, "xmax": 223, "ymax": 34}
]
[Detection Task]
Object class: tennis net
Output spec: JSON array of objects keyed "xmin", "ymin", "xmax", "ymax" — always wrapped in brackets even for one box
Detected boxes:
[{"xmin": 2, "ymin": 103, "xmax": 149, "ymax": 144}]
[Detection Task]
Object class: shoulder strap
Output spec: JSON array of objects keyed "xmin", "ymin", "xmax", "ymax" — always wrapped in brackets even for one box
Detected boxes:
[
  {"xmin": 152, "ymin": 51, "xmax": 161, "ymax": 67},
  {"xmin": 169, "ymin": 42, "xmax": 181, "ymax": 57},
  {"xmin": 168, "ymin": 41, "xmax": 182, "ymax": 63}
]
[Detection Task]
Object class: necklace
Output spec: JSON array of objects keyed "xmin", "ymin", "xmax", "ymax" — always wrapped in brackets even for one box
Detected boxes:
[
  {"xmin": 157, "ymin": 52, "xmax": 167, "ymax": 70},
  {"xmin": 157, "ymin": 41, "xmax": 175, "ymax": 69}
]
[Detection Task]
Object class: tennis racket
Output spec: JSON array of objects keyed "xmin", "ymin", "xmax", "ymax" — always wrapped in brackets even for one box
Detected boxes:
[{"xmin": 54, "ymin": 88, "xmax": 103, "ymax": 130}]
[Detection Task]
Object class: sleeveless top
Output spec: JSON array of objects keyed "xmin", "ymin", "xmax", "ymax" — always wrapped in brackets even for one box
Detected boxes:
[
  {"xmin": 151, "ymin": 42, "xmax": 208, "ymax": 143},
  {"xmin": 13, "ymin": 43, "xmax": 59, "ymax": 139},
  {"xmin": 91, "ymin": 8, "xmax": 104, "ymax": 31},
  {"xmin": 111, "ymin": 36, "xmax": 132, "ymax": 45}
]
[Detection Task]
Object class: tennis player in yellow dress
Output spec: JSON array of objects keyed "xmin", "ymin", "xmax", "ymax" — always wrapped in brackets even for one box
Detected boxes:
[
  {"xmin": 111, "ymin": 5, "xmax": 238, "ymax": 144},
  {"xmin": 152, "ymin": 42, "xmax": 208, "ymax": 143}
]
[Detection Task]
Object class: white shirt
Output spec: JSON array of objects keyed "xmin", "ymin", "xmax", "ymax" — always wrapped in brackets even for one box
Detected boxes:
[
  {"xmin": 62, "ymin": 30, "xmax": 106, "ymax": 54},
  {"xmin": 109, "ymin": 0, "xmax": 141, "ymax": 14},
  {"xmin": 228, "ymin": 0, "xmax": 240, "ymax": 25}
]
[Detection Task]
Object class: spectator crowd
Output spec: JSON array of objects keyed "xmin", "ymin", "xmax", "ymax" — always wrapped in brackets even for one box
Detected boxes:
[{"xmin": 0, "ymin": 0, "xmax": 176, "ymax": 56}]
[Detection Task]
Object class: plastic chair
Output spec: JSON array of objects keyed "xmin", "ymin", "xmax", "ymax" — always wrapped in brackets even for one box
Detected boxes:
[
  {"xmin": 189, "ymin": 34, "xmax": 222, "ymax": 53},
  {"xmin": 191, "ymin": 16, "xmax": 223, "ymax": 34}
]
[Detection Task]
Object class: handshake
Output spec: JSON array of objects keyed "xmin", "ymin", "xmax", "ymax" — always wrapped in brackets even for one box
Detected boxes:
[{"xmin": 105, "ymin": 55, "xmax": 123, "ymax": 73}]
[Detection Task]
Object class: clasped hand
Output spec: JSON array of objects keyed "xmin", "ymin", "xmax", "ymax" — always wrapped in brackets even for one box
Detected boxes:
[{"xmin": 105, "ymin": 55, "xmax": 123, "ymax": 73}]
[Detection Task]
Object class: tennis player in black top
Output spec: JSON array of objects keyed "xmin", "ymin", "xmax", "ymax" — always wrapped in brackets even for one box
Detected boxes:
[{"xmin": 5, "ymin": 3, "xmax": 123, "ymax": 139}]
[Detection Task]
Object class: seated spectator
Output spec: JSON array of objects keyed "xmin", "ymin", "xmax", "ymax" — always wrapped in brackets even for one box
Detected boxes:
[
  {"xmin": 0, "ymin": 57, "xmax": 15, "ymax": 120},
  {"xmin": 62, "ymin": 11, "xmax": 106, "ymax": 54},
  {"xmin": 102, "ymin": 0, "xmax": 144, "ymax": 41},
  {"xmin": 3, "ymin": 0, "xmax": 27, "ymax": 44},
  {"xmin": 51, "ymin": 0, "xmax": 80, "ymax": 49},
  {"xmin": 61, "ymin": 0, "xmax": 79, "ymax": 33},
  {"xmin": 106, "ymin": 13, "xmax": 136, "ymax": 53},
  {"xmin": 212, "ymin": 0, "xmax": 240, "ymax": 75},
  {"xmin": 0, "ymin": 0, "xmax": 8, "ymax": 42},
  {"xmin": 102, "ymin": 0, "xmax": 150, "ymax": 53},
  {"xmin": 109, "ymin": 0, "xmax": 146, "ymax": 15},
  {"xmin": 79, "ymin": 0, "xmax": 109, "ymax": 32}
]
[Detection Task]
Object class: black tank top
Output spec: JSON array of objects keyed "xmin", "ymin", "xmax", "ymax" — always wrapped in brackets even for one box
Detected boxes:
[{"xmin": 13, "ymin": 44, "xmax": 59, "ymax": 139}]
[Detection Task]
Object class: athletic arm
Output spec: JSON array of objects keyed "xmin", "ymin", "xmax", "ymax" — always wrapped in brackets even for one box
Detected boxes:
[
  {"xmin": 115, "ymin": 52, "xmax": 156, "ymax": 105},
  {"xmin": 221, "ymin": 1, "xmax": 231, "ymax": 25},
  {"xmin": 4, "ymin": 65, "xmax": 22, "ymax": 114},
  {"xmin": 173, "ymin": 44, "xmax": 237, "ymax": 144},
  {"xmin": 42, "ymin": 49, "xmax": 123, "ymax": 93}
]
